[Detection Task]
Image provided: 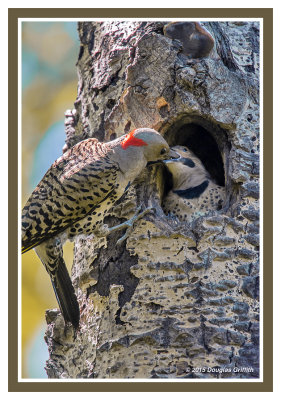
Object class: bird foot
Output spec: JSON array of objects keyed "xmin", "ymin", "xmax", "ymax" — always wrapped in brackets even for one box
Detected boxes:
[{"xmin": 107, "ymin": 206, "xmax": 156, "ymax": 245}]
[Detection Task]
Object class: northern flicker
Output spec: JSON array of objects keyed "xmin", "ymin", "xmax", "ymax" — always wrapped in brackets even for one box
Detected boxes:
[
  {"xmin": 22, "ymin": 128, "xmax": 175, "ymax": 328},
  {"xmin": 162, "ymin": 145, "xmax": 225, "ymax": 222}
]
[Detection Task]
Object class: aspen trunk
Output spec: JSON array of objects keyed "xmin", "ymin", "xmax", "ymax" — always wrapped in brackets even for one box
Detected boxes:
[{"xmin": 45, "ymin": 21, "xmax": 260, "ymax": 379}]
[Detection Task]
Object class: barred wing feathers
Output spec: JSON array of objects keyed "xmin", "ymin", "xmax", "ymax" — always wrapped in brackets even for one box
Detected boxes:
[{"xmin": 22, "ymin": 139, "xmax": 119, "ymax": 253}]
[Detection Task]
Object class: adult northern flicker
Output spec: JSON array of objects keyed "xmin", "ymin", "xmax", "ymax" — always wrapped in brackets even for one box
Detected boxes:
[
  {"xmin": 22, "ymin": 128, "xmax": 174, "ymax": 328},
  {"xmin": 162, "ymin": 145, "xmax": 225, "ymax": 222}
]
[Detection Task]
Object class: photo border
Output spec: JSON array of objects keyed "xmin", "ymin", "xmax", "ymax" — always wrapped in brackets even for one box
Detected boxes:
[{"xmin": 8, "ymin": 7, "xmax": 273, "ymax": 392}]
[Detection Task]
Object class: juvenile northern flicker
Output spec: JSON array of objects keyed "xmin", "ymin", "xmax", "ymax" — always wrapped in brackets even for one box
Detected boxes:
[
  {"xmin": 162, "ymin": 145, "xmax": 225, "ymax": 222},
  {"xmin": 22, "ymin": 128, "xmax": 174, "ymax": 328}
]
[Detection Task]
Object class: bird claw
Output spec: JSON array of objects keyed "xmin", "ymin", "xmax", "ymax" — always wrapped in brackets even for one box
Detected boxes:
[
  {"xmin": 107, "ymin": 206, "xmax": 156, "ymax": 245},
  {"xmin": 95, "ymin": 223, "xmax": 110, "ymax": 237}
]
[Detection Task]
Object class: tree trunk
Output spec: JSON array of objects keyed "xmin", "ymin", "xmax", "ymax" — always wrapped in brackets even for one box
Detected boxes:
[{"xmin": 45, "ymin": 21, "xmax": 260, "ymax": 379}]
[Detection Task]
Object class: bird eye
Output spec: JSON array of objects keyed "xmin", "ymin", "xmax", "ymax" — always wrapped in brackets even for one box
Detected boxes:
[
  {"xmin": 183, "ymin": 148, "xmax": 188, "ymax": 152},
  {"xmin": 160, "ymin": 148, "xmax": 167, "ymax": 155}
]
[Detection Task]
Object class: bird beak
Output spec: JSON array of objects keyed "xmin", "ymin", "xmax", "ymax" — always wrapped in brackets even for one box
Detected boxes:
[
  {"xmin": 147, "ymin": 149, "xmax": 181, "ymax": 167},
  {"xmin": 162, "ymin": 149, "xmax": 181, "ymax": 163}
]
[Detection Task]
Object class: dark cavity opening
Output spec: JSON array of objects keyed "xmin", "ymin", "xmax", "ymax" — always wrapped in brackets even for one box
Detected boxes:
[{"xmin": 164, "ymin": 121, "xmax": 229, "ymax": 187}]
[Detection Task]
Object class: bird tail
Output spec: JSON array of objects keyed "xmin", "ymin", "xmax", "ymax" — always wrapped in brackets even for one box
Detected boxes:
[{"xmin": 51, "ymin": 257, "xmax": 80, "ymax": 329}]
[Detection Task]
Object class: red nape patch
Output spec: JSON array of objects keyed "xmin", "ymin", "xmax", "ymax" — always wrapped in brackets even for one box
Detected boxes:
[{"xmin": 121, "ymin": 129, "xmax": 148, "ymax": 150}]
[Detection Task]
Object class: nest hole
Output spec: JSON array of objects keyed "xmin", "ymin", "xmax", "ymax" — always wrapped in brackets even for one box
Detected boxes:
[
  {"xmin": 161, "ymin": 119, "xmax": 230, "ymax": 203},
  {"xmin": 166, "ymin": 123, "xmax": 226, "ymax": 185}
]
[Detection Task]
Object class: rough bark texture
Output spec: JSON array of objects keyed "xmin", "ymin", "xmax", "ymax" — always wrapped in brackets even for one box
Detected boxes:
[{"xmin": 45, "ymin": 21, "xmax": 260, "ymax": 379}]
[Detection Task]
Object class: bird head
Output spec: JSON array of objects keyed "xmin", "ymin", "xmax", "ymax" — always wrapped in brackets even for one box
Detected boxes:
[
  {"xmin": 163, "ymin": 145, "xmax": 210, "ymax": 190},
  {"xmin": 120, "ymin": 128, "xmax": 178, "ymax": 163}
]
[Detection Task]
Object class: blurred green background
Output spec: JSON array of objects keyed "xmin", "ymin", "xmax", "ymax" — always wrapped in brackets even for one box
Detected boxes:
[{"xmin": 21, "ymin": 21, "xmax": 80, "ymax": 378}]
